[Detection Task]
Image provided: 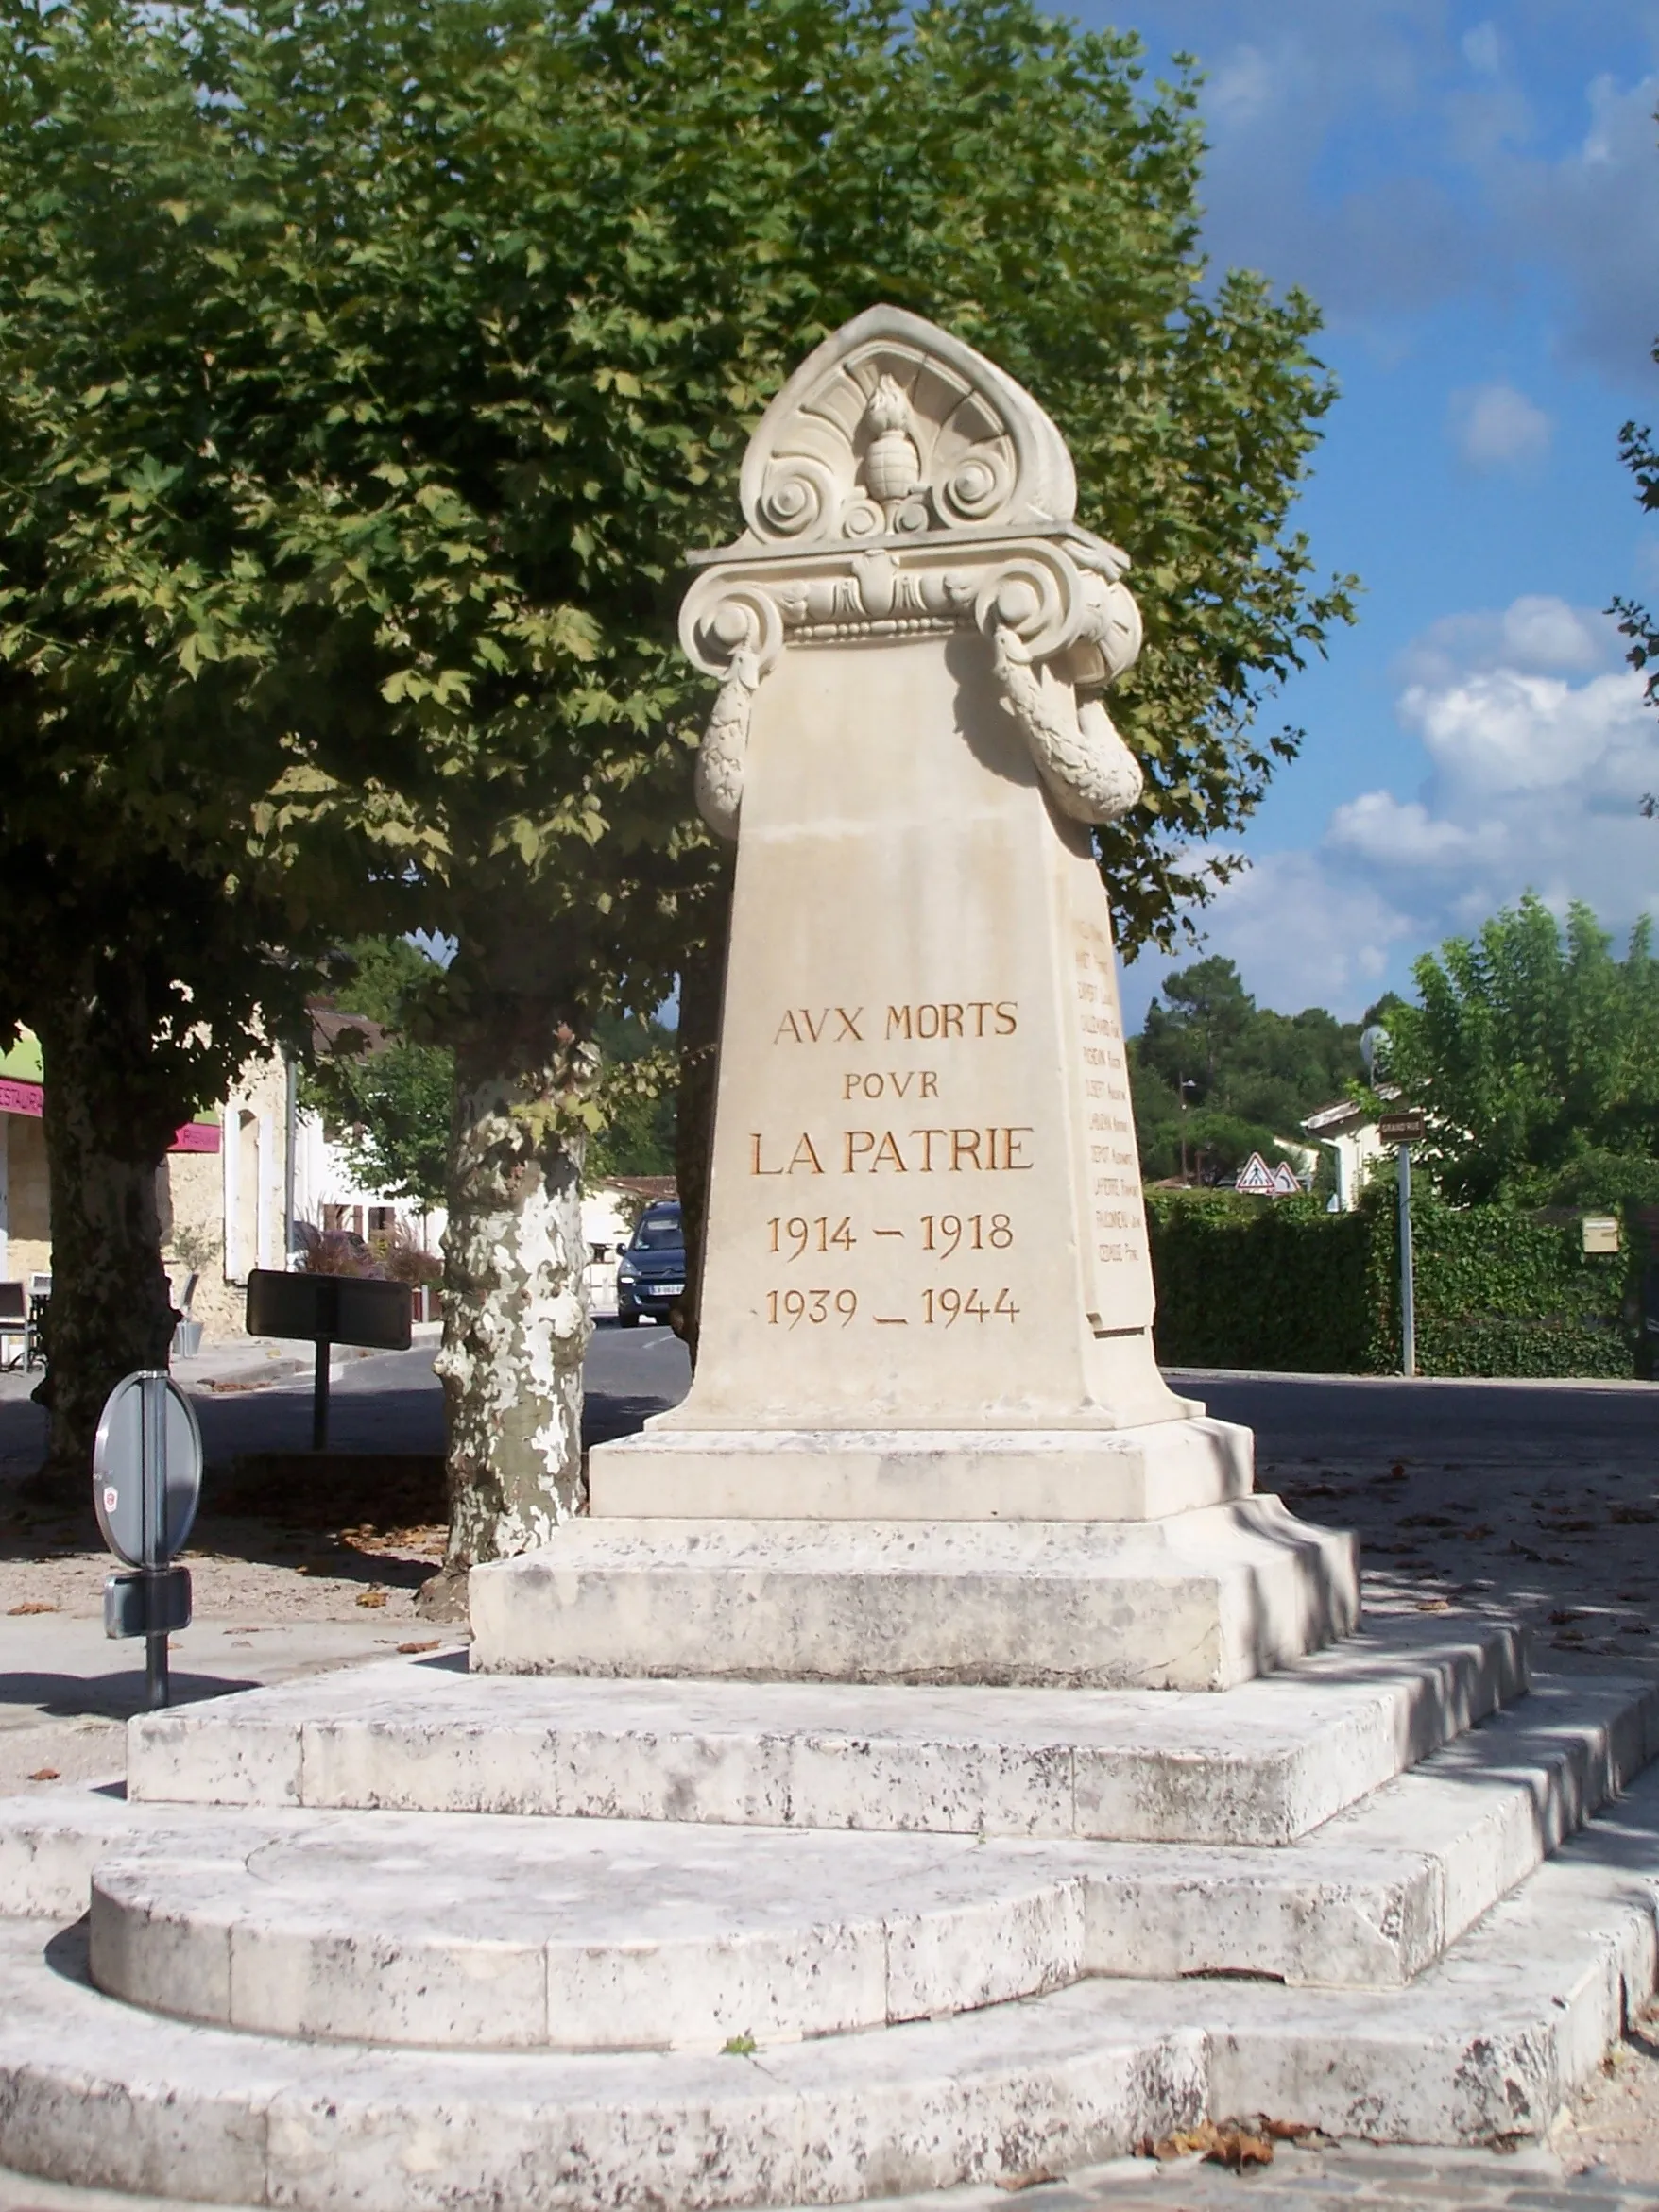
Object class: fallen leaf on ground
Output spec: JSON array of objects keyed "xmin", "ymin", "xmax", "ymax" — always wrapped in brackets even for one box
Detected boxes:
[
  {"xmin": 1147, "ymin": 2120, "xmax": 1274, "ymax": 2169},
  {"xmin": 397, "ymin": 1639, "xmax": 440, "ymax": 1655},
  {"xmin": 1611, "ymin": 1506, "xmax": 1658, "ymax": 1524},
  {"xmin": 356, "ymin": 1590, "xmax": 387, "ymax": 1609},
  {"xmin": 1414, "ymin": 1598, "xmax": 1450, "ymax": 1612},
  {"xmin": 26, "ymin": 1768, "xmax": 60, "ymax": 1782},
  {"xmin": 994, "ymin": 2170, "xmax": 1064, "ymax": 2192},
  {"xmin": 1260, "ymin": 2118, "xmax": 1321, "ymax": 2143},
  {"xmin": 8, "ymin": 1601, "xmax": 56, "ymax": 1615}
]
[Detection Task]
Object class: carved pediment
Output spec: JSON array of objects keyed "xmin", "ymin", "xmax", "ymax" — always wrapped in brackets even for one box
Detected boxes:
[{"xmin": 733, "ymin": 306, "xmax": 1077, "ymax": 553}]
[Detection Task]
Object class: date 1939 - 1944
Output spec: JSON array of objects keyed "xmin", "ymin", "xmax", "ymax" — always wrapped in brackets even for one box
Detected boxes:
[{"xmin": 765, "ymin": 1286, "xmax": 1019, "ymax": 1327}]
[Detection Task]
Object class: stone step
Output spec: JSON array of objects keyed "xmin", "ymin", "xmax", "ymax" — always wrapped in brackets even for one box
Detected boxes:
[
  {"xmin": 11, "ymin": 1674, "xmax": 1651, "ymax": 2012},
  {"xmin": 89, "ymin": 1819, "xmax": 1089, "ymax": 2050},
  {"xmin": 2, "ymin": 1761, "xmax": 1657, "ymax": 2208},
  {"xmin": 1081, "ymin": 1672, "xmax": 1659, "ymax": 1987},
  {"xmin": 464, "ymin": 1505, "xmax": 1361, "ymax": 1691},
  {"xmin": 127, "ymin": 1611, "xmax": 1529, "ymax": 1845}
]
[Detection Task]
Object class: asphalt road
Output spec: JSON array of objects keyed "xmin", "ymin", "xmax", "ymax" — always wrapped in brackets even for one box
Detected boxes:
[
  {"xmin": 1, "ymin": 1325, "xmax": 1654, "ymax": 1482},
  {"xmin": 1172, "ymin": 1366, "xmax": 1658, "ymax": 1479}
]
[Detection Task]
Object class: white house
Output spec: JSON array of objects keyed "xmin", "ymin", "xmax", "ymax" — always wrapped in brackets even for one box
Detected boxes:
[{"xmin": 1301, "ymin": 1088, "xmax": 1399, "ymax": 1212}]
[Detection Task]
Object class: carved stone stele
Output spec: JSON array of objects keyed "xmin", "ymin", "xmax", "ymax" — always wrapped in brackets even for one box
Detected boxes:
[{"xmin": 471, "ymin": 308, "xmax": 1357, "ymax": 1689}]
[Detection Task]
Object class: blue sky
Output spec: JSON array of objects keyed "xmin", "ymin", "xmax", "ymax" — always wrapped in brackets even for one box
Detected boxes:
[{"xmin": 1078, "ymin": 2, "xmax": 1659, "ymax": 1026}]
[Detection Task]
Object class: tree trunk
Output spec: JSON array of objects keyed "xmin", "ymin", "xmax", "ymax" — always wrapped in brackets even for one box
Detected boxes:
[
  {"xmin": 433, "ymin": 1021, "xmax": 596, "ymax": 1579},
  {"xmin": 672, "ymin": 868, "xmax": 731, "ymax": 1371},
  {"xmin": 32, "ymin": 977, "xmax": 179, "ymax": 1485}
]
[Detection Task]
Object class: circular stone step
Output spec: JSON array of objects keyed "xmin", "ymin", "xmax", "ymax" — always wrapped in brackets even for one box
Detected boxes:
[{"xmin": 88, "ymin": 1811, "xmax": 1085, "ymax": 2050}]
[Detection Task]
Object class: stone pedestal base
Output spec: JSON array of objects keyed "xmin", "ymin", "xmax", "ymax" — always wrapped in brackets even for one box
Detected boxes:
[
  {"xmin": 588, "ymin": 1415, "xmax": 1249, "ymax": 1522},
  {"xmin": 468, "ymin": 1497, "xmax": 1360, "ymax": 1691}
]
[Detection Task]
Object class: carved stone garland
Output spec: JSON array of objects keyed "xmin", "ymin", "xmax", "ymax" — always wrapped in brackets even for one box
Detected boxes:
[{"xmin": 681, "ymin": 306, "xmax": 1146, "ymax": 838}]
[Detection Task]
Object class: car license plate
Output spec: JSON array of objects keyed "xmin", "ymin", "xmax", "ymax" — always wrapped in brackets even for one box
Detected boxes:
[{"xmin": 655, "ymin": 1283, "xmax": 685, "ymax": 1297}]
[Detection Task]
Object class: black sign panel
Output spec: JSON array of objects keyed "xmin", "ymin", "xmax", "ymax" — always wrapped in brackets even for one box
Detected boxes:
[
  {"xmin": 245, "ymin": 1269, "xmax": 412, "ymax": 1351},
  {"xmin": 1377, "ymin": 1110, "xmax": 1426, "ymax": 1144}
]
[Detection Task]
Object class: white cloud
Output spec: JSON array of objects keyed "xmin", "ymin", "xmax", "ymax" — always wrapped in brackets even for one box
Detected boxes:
[
  {"xmin": 1401, "ymin": 666, "xmax": 1647, "ymax": 793},
  {"xmin": 1125, "ymin": 6, "xmax": 1659, "ymax": 384},
  {"xmin": 1448, "ymin": 382, "xmax": 1553, "ymax": 471},
  {"xmin": 1169, "ymin": 848, "xmax": 1416, "ymax": 1017},
  {"xmin": 1462, "ymin": 67, "xmax": 1659, "ymax": 381},
  {"xmin": 1170, "ymin": 592, "xmax": 1659, "ymax": 1017},
  {"xmin": 1462, "ymin": 22, "xmax": 1501, "ymax": 77},
  {"xmin": 1209, "ymin": 43, "xmax": 1275, "ymax": 125},
  {"xmin": 1396, "ymin": 594, "xmax": 1620, "ymax": 686},
  {"xmin": 1326, "ymin": 791, "xmax": 1501, "ymax": 869}
]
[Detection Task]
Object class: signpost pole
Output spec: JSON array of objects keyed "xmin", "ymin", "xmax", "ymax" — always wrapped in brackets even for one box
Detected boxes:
[
  {"xmin": 1397, "ymin": 1142, "xmax": 1416, "ymax": 1382},
  {"xmin": 139, "ymin": 1372, "xmax": 170, "ymax": 1710},
  {"xmin": 94, "ymin": 1370, "xmax": 199, "ymax": 1704},
  {"xmin": 313, "ymin": 1337, "xmax": 331, "ymax": 1452}
]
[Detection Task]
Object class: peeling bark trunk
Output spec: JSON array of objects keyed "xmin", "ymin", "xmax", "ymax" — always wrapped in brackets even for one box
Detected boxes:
[
  {"xmin": 672, "ymin": 869, "xmax": 732, "ymax": 1372},
  {"xmin": 434, "ymin": 1024, "xmax": 596, "ymax": 1572},
  {"xmin": 32, "ymin": 978, "xmax": 179, "ymax": 1484}
]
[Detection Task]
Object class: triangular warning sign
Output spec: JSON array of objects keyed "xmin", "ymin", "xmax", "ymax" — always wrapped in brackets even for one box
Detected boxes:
[{"xmin": 1234, "ymin": 1151, "xmax": 1276, "ymax": 1195}]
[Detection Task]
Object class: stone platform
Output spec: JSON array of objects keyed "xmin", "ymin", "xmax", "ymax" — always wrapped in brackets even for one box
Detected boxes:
[{"xmin": 0, "ymin": 1616, "xmax": 1656, "ymax": 2208}]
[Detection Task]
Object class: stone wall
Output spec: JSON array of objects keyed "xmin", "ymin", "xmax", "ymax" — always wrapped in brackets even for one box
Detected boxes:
[{"xmin": 1, "ymin": 1111, "xmax": 51, "ymax": 1285}]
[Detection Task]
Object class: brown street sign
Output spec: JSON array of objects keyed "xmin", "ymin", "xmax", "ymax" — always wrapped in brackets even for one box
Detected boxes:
[{"xmin": 1377, "ymin": 1110, "xmax": 1426, "ymax": 1144}]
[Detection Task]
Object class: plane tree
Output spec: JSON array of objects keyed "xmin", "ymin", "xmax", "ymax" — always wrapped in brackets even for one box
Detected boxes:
[{"xmin": 2, "ymin": 0, "xmax": 1353, "ymax": 1584}]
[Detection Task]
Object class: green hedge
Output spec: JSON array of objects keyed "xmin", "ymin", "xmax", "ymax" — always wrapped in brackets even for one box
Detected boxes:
[{"xmin": 1145, "ymin": 1186, "xmax": 1639, "ymax": 1378}]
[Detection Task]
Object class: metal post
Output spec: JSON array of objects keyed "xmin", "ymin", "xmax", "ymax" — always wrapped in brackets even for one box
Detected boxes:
[
  {"xmin": 1397, "ymin": 1141, "xmax": 1416, "ymax": 1380},
  {"xmin": 282, "ymin": 1052, "xmax": 298, "ymax": 1268},
  {"xmin": 312, "ymin": 1337, "xmax": 331, "ymax": 1451},
  {"xmin": 145, "ymin": 1625, "xmax": 169, "ymax": 1709},
  {"xmin": 140, "ymin": 1371, "xmax": 170, "ymax": 1709}
]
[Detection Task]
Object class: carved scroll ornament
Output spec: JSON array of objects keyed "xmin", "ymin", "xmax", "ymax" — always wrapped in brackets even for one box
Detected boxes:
[{"xmin": 680, "ymin": 307, "xmax": 1146, "ymax": 838}]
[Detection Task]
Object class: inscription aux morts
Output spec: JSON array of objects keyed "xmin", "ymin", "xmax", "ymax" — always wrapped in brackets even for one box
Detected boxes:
[{"xmin": 772, "ymin": 1002, "xmax": 1018, "ymax": 1045}]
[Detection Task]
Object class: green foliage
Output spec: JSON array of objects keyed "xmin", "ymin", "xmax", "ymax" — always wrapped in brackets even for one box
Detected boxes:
[
  {"xmin": 1383, "ymin": 896, "xmax": 1659, "ymax": 1205},
  {"xmin": 586, "ymin": 1012, "xmax": 677, "ymax": 1182},
  {"xmin": 1132, "ymin": 954, "xmax": 1363, "ymax": 1179},
  {"xmin": 325, "ymin": 1046, "xmax": 453, "ymax": 1210},
  {"xmin": 329, "ymin": 938, "xmax": 448, "ymax": 1032},
  {"xmin": 0, "ymin": 0, "xmax": 1353, "ymax": 1004},
  {"xmin": 303, "ymin": 937, "xmax": 453, "ymax": 1208},
  {"xmin": 1364, "ymin": 1189, "xmax": 1633, "ymax": 1381},
  {"xmin": 1146, "ymin": 1185, "xmax": 1636, "ymax": 1379},
  {"xmin": 1145, "ymin": 1190, "xmax": 1370, "ymax": 1370}
]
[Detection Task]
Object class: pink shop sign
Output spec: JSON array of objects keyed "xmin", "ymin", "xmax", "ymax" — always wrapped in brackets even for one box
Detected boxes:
[
  {"xmin": 169, "ymin": 1122, "xmax": 221, "ymax": 1154},
  {"xmin": 0, "ymin": 1077, "xmax": 218, "ymax": 1152}
]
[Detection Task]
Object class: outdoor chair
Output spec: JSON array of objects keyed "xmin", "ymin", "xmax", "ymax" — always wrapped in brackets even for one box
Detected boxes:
[
  {"xmin": 0, "ymin": 1282, "xmax": 27, "ymax": 1371},
  {"xmin": 25, "ymin": 1276, "xmax": 49, "ymax": 1368}
]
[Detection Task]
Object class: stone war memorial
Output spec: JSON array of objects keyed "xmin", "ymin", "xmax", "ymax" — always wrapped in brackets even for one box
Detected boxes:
[{"xmin": 0, "ymin": 309, "xmax": 1657, "ymax": 2210}]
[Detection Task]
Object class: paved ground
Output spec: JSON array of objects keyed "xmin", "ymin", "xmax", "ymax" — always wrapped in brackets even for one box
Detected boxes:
[
  {"xmin": 1, "ymin": 2135, "xmax": 1656, "ymax": 2210},
  {"xmin": 1, "ymin": 1338, "xmax": 1658, "ymax": 2206}
]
